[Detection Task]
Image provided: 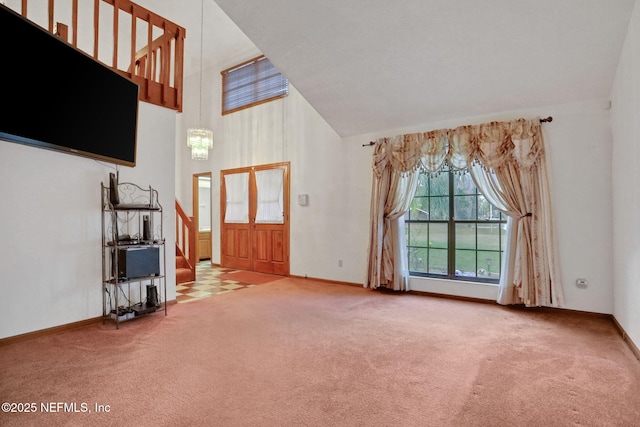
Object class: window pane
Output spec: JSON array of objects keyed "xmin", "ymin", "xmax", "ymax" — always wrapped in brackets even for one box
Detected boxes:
[
  {"xmin": 477, "ymin": 251, "xmax": 501, "ymax": 279},
  {"xmin": 455, "ymin": 223, "xmax": 476, "ymax": 250},
  {"xmin": 415, "ymin": 174, "xmax": 429, "ymax": 197},
  {"xmin": 408, "ymin": 247, "xmax": 428, "ymax": 273},
  {"xmin": 455, "ymin": 249, "xmax": 476, "ymax": 277},
  {"xmin": 429, "ymin": 196, "xmax": 449, "ymax": 220},
  {"xmin": 428, "ymin": 223, "xmax": 447, "ymax": 249},
  {"xmin": 428, "ymin": 249, "xmax": 447, "ymax": 275},
  {"xmin": 501, "ymin": 223, "xmax": 507, "ymax": 249},
  {"xmin": 454, "ymin": 173, "xmax": 476, "ymax": 195},
  {"xmin": 454, "ymin": 195, "xmax": 476, "ymax": 220},
  {"xmin": 409, "ymin": 197, "xmax": 429, "ymax": 220},
  {"xmin": 222, "ymin": 56, "xmax": 288, "ymax": 114},
  {"xmin": 478, "ymin": 223, "xmax": 501, "ymax": 250},
  {"xmin": 407, "ymin": 223, "xmax": 428, "ymax": 247},
  {"xmin": 430, "ymin": 173, "xmax": 449, "ymax": 196},
  {"xmin": 478, "ymin": 194, "xmax": 503, "ymax": 221}
]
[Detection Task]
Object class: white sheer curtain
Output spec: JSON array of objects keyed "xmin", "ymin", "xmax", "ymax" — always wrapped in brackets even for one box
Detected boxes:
[
  {"xmin": 255, "ymin": 168, "xmax": 284, "ymax": 224},
  {"xmin": 367, "ymin": 118, "xmax": 563, "ymax": 307},
  {"xmin": 224, "ymin": 172, "xmax": 249, "ymax": 223}
]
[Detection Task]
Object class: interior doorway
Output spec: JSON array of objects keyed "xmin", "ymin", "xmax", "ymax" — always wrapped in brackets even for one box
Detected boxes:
[
  {"xmin": 193, "ymin": 172, "xmax": 212, "ymax": 263},
  {"xmin": 220, "ymin": 162, "xmax": 290, "ymax": 276}
]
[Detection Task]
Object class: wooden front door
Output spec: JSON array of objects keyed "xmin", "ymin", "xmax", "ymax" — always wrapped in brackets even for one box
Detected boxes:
[{"xmin": 220, "ymin": 162, "xmax": 289, "ymax": 275}]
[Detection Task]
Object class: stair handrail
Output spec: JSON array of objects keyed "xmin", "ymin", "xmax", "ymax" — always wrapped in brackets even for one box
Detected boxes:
[
  {"xmin": 175, "ymin": 200, "xmax": 196, "ymax": 280},
  {"xmin": 13, "ymin": 0, "xmax": 185, "ymax": 112}
]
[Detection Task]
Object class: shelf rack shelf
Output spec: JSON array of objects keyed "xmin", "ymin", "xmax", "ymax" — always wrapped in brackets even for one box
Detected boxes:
[{"xmin": 101, "ymin": 180, "xmax": 167, "ymax": 328}]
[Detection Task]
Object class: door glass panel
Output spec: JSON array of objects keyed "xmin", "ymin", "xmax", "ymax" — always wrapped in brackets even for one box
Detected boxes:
[
  {"xmin": 224, "ymin": 172, "xmax": 249, "ymax": 223},
  {"xmin": 255, "ymin": 168, "xmax": 284, "ymax": 224}
]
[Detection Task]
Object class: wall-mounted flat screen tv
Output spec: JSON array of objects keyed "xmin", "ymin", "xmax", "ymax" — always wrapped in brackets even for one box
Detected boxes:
[{"xmin": 0, "ymin": 4, "xmax": 139, "ymax": 167}]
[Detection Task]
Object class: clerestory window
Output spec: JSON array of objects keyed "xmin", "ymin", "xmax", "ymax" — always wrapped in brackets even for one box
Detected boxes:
[{"xmin": 221, "ymin": 55, "xmax": 288, "ymax": 115}]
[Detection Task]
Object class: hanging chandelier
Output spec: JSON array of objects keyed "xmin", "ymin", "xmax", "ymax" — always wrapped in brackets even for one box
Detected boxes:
[
  {"xmin": 186, "ymin": 0, "xmax": 212, "ymax": 160},
  {"xmin": 187, "ymin": 128, "xmax": 213, "ymax": 160}
]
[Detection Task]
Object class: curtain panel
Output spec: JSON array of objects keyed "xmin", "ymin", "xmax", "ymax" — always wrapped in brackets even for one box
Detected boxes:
[{"xmin": 366, "ymin": 118, "xmax": 563, "ymax": 307}]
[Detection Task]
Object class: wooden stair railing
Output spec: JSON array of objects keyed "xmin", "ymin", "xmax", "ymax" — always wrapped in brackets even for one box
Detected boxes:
[
  {"xmin": 175, "ymin": 200, "xmax": 196, "ymax": 282},
  {"xmin": 12, "ymin": 0, "xmax": 185, "ymax": 112}
]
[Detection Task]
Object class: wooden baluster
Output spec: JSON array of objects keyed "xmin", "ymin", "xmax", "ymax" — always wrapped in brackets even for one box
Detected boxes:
[
  {"xmin": 21, "ymin": 0, "xmax": 27, "ymax": 17},
  {"xmin": 188, "ymin": 216, "xmax": 196, "ymax": 279},
  {"xmin": 145, "ymin": 14, "xmax": 152, "ymax": 98},
  {"xmin": 175, "ymin": 27, "xmax": 185, "ymax": 112},
  {"xmin": 160, "ymin": 22, "xmax": 168, "ymax": 104},
  {"xmin": 72, "ymin": 0, "xmax": 78, "ymax": 47},
  {"xmin": 93, "ymin": 0, "xmax": 99, "ymax": 59},
  {"xmin": 48, "ymin": 0, "xmax": 53, "ymax": 32},
  {"xmin": 130, "ymin": 4, "xmax": 136, "ymax": 77},
  {"xmin": 112, "ymin": 0, "xmax": 119, "ymax": 70}
]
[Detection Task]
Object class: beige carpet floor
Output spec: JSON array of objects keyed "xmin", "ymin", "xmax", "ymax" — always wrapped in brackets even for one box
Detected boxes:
[{"xmin": 1, "ymin": 277, "xmax": 639, "ymax": 426}]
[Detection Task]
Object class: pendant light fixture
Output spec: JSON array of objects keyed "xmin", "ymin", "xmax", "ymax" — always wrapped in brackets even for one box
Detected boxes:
[{"xmin": 186, "ymin": 0, "xmax": 213, "ymax": 160}]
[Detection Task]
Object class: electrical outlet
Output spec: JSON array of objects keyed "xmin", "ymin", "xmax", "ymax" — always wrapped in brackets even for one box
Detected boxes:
[
  {"xmin": 338, "ymin": 260, "xmax": 343, "ymax": 267},
  {"xmin": 576, "ymin": 278, "xmax": 588, "ymax": 289}
]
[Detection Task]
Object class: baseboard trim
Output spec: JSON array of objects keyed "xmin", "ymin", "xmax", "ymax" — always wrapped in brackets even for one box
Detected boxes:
[
  {"xmin": 289, "ymin": 275, "xmax": 363, "ymax": 288},
  {"xmin": 406, "ymin": 289, "xmax": 498, "ymax": 305},
  {"xmin": 0, "ymin": 316, "xmax": 102, "ymax": 347},
  {"xmin": 610, "ymin": 316, "xmax": 640, "ymax": 362},
  {"xmin": 0, "ymin": 299, "xmax": 178, "ymax": 346}
]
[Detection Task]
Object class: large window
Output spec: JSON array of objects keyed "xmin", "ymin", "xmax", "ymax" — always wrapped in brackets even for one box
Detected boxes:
[
  {"xmin": 405, "ymin": 167, "xmax": 507, "ymax": 283},
  {"xmin": 221, "ymin": 55, "xmax": 289, "ymax": 115}
]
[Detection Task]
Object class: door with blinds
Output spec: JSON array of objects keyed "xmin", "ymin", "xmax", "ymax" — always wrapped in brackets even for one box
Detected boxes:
[{"xmin": 220, "ymin": 162, "xmax": 289, "ymax": 276}]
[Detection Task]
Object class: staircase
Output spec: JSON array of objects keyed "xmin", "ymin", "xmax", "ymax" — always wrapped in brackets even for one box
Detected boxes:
[
  {"xmin": 11, "ymin": 0, "xmax": 185, "ymax": 112},
  {"xmin": 176, "ymin": 254, "xmax": 194, "ymax": 284},
  {"xmin": 175, "ymin": 200, "xmax": 196, "ymax": 284}
]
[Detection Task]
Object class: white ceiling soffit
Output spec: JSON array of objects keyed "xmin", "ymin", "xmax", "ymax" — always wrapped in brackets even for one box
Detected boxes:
[{"xmin": 212, "ymin": 0, "xmax": 634, "ymax": 137}]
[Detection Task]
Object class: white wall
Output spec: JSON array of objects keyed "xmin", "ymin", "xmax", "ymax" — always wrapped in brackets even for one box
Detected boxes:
[
  {"xmin": 0, "ymin": 102, "xmax": 176, "ymax": 339},
  {"xmin": 611, "ymin": 0, "xmax": 640, "ymax": 348}
]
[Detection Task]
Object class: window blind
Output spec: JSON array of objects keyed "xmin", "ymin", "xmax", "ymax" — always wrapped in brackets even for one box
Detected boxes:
[{"xmin": 221, "ymin": 55, "xmax": 288, "ymax": 115}]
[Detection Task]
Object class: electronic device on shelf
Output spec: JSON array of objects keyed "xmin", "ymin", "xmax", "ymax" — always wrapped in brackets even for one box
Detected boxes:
[
  {"xmin": 109, "ymin": 172, "xmax": 153, "ymax": 209},
  {"xmin": 116, "ymin": 247, "xmax": 160, "ymax": 279}
]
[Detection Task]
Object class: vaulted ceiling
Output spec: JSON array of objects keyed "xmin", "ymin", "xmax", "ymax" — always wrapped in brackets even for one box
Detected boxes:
[{"xmin": 211, "ymin": 0, "xmax": 635, "ymax": 137}]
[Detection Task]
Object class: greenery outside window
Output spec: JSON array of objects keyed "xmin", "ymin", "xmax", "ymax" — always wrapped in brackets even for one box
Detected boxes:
[
  {"xmin": 221, "ymin": 55, "xmax": 289, "ymax": 115},
  {"xmin": 405, "ymin": 167, "xmax": 507, "ymax": 283}
]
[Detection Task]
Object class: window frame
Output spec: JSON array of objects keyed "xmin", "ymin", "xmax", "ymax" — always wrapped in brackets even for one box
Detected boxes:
[
  {"xmin": 220, "ymin": 55, "xmax": 289, "ymax": 115},
  {"xmin": 405, "ymin": 168, "xmax": 507, "ymax": 284}
]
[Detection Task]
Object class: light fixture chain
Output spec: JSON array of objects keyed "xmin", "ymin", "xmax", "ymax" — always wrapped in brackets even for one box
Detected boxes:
[{"xmin": 199, "ymin": 0, "xmax": 204, "ymax": 125}]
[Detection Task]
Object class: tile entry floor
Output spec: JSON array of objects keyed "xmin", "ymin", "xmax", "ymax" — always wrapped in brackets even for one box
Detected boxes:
[{"xmin": 176, "ymin": 261, "xmax": 256, "ymax": 303}]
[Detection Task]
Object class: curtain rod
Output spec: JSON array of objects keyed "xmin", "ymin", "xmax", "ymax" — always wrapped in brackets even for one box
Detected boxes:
[{"xmin": 362, "ymin": 116, "xmax": 553, "ymax": 147}]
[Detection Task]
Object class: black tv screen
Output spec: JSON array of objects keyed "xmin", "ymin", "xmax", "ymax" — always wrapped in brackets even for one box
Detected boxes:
[{"xmin": 0, "ymin": 4, "xmax": 139, "ymax": 166}]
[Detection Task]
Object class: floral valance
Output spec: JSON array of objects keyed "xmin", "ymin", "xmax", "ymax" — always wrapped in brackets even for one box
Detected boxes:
[{"xmin": 372, "ymin": 118, "xmax": 544, "ymax": 176}]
